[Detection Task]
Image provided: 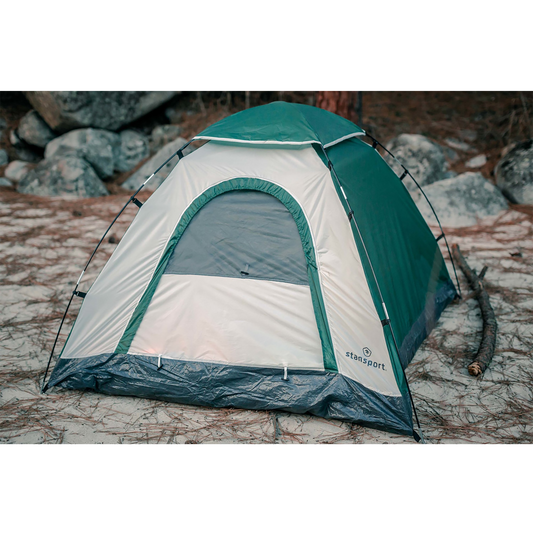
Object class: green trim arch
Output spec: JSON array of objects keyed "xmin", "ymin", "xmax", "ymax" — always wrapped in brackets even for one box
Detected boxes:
[{"xmin": 116, "ymin": 177, "xmax": 338, "ymax": 372}]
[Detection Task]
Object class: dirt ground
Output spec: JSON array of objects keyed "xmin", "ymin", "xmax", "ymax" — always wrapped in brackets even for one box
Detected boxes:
[{"xmin": 0, "ymin": 89, "xmax": 533, "ymax": 446}]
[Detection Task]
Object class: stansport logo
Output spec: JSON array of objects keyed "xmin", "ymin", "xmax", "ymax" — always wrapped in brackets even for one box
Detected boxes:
[{"xmin": 345, "ymin": 348, "xmax": 387, "ymax": 371}]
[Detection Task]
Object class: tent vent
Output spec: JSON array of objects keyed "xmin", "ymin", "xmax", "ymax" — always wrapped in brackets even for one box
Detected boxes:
[{"xmin": 131, "ymin": 197, "xmax": 143, "ymax": 208}]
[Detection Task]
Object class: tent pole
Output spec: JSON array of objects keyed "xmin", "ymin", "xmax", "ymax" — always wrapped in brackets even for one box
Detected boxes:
[
  {"xmin": 321, "ymin": 145, "xmax": 425, "ymax": 443},
  {"xmin": 41, "ymin": 142, "xmax": 192, "ymax": 393}
]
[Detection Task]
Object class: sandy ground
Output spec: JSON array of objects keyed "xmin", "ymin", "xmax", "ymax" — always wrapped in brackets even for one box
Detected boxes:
[{"xmin": 0, "ymin": 188, "xmax": 532, "ymax": 444}]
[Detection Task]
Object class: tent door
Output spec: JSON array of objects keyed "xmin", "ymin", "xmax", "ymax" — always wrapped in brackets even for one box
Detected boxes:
[{"xmin": 118, "ymin": 179, "xmax": 337, "ymax": 372}]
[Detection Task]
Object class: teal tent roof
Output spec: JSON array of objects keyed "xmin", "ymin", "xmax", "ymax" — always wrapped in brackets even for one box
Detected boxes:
[{"xmin": 193, "ymin": 101, "xmax": 365, "ymax": 147}]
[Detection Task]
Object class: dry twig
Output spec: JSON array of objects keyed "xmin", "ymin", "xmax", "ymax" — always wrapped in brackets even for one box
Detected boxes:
[{"xmin": 451, "ymin": 244, "xmax": 498, "ymax": 376}]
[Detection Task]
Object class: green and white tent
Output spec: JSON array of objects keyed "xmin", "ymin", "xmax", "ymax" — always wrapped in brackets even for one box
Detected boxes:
[{"xmin": 45, "ymin": 102, "xmax": 457, "ymax": 437}]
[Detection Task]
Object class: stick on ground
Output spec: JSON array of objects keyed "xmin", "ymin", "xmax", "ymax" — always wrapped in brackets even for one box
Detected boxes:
[{"xmin": 451, "ymin": 244, "xmax": 498, "ymax": 376}]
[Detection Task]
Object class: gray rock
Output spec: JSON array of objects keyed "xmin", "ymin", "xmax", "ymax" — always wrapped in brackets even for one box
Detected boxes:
[
  {"xmin": 385, "ymin": 134, "xmax": 449, "ymax": 193},
  {"xmin": 9, "ymin": 129, "xmax": 22, "ymax": 147},
  {"xmin": 0, "ymin": 177, "xmax": 13, "ymax": 187},
  {"xmin": 165, "ymin": 107, "xmax": 183, "ymax": 124},
  {"xmin": 0, "ymin": 149, "xmax": 8, "ymax": 166},
  {"xmin": 495, "ymin": 140, "xmax": 533, "ymax": 204},
  {"xmin": 17, "ymin": 155, "xmax": 108, "ymax": 198},
  {"xmin": 45, "ymin": 128, "xmax": 120, "ymax": 179},
  {"xmin": 25, "ymin": 91, "xmax": 178, "ymax": 133},
  {"xmin": 17, "ymin": 110, "xmax": 57, "ymax": 148},
  {"xmin": 444, "ymin": 137, "xmax": 473, "ymax": 152},
  {"xmin": 415, "ymin": 172, "xmax": 508, "ymax": 228},
  {"xmin": 443, "ymin": 146, "xmax": 459, "ymax": 163},
  {"xmin": 151, "ymin": 125, "xmax": 183, "ymax": 152},
  {"xmin": 115, "ymin": 130, "xmax": 149, "ymax": 172},
  {"xmin": 122, "ymin": 137, "xmax": 194, "ymax": 191},
  {"xmin": 465, "ymin": 154, "xmax": 487, "ymax": 168},
  {"xmin": 4, "ymin": 161, "xmax": 33, "ymax": 183},
  {"xmin": 9, "ymin": 129, "xmax": 42, "ymax": 163},
  {"xmin": 445, "ymin": 138, "xmax": 473, "ymax": 152},
  {"xmin": 444, "ymin": 170, "xmax": 458, "ymax": 180}
]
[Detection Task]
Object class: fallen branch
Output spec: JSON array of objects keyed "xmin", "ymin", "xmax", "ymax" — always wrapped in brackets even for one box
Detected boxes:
[{"xmin": 451, "ymin": 244, "xmax": 498, "ymax": 376}]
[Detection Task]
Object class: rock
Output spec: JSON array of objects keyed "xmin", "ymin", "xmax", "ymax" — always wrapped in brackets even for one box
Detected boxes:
[
  {"xmin": 115, "ymin": 130, "xmax": 149, "ymax": 172},
  {"xmin": 25, "ymin": 91, "xmax": 178, "ymax": 133},
  {"xmin": 45, "ymin": 128, "xmax": 120, "ymax": 179},
  {"xmin": 443, "ymin": 146, "xmax": 459, "ymax": 163},
  {"xmin": 9, "ymin": 129, "xmax": 42, "ymax": 163},
  {"xmin": 0, "ymin": 117, "xmax": 7, "ymax": 135},
  {"xmin": 9, "ymin": 129, "xmax": 22, "ymax": 147},
  {"xmin": 0, "ymin": 177, "xmax": 13, "ymax": 187},
  {"xmin": 122, "ymin": 137, "xmax": 194, "ymax": 191},
  {"xmin": 17, "ymin": 110, "xmax": 57, "ymax": 148},
  {"xmin": 465, "ymin": 154, "xmax": 487, "ymax": 168},
  {"xmin": 495, "ymin": 140, "xmax": 533, "ymax": 204},
  {"xmin": 150, "ymin": 124, "xmax": 183, "ymax": 152},
  {"xmin": 445, "ymin": 138, "xmax": 473, "ymax": 152},
  {"xmin": 415, "ymin": 172, "xmax": 508, "ymax": 228},
  {"xmin": 165, "ymin": 107, "xmax": 183, "ymax": 124},
  {"xmin": 385, "ymin": 134, "xmax": 449, "ymax": 192},
  {"xmin": 17, "ymin": 155, "xmax": 108, "ymax": 198},
  {"xmin": 0, "ymin": 149, "xmax": 8, "ymax": 166},
  {"xmin": 4, "ymin": 161, "xmax": 33, "ymax": 183},
  {"xmin": 444, "ymin": 170, "xmax": 458, "ymax": 180}
]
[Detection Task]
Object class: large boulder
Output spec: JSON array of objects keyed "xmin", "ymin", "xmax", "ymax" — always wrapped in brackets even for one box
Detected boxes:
[
  {"xmin": 386, "ymin": 134, "xmax": 449, "ymax": 193},
  {"xmin": 25, "ymin": 91, "xmax": 178, "ymax": 133},
  {"xmin": 17, "ymin": 110, "xmax": 57, "ymax": 148},
  {"xmin": 122, "ymin": 137, "xmax": 194, "ymax": 191},
  {"xmin": 45, "ymin": 128, "xmax": 120, "ymax": 179},
  {"xmin": 415, "ymin": 172, "xmax": 508, "ymax": 228},
  {"xmin": 115, "ymin": 130, "xmax": 149, "ymax": 172},
  {"xmin": 150, "ymin": 124, "xmax": 183, "ymax": 152},
  {"xmin": 17, "ymin": 155, "xmax": 108, "ymax": 198},
  {"xmin": 495, "ymin": 140, "xmax": 533, "ymax": 204},
  {"xmin": 44, "ymin": 128, "xmax": 149, "ymax": 177}
]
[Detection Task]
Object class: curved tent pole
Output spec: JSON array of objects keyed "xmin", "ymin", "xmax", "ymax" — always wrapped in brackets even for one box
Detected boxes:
[
  {"xmin": 321, "ymin": 145, "xmax": 425, "ymax": 443},
  {"xmin": 365, "ymin": 133, "xmax": 462, "ymax": 299},
  {"xmin": 41, "ymin": 142, "xmax": 192, "ymax": 393}
]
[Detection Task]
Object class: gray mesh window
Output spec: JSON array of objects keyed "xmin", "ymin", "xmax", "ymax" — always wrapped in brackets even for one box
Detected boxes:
[{"xmin": 164, "ymin": 190, "xmax": 309, "ymax": 285}]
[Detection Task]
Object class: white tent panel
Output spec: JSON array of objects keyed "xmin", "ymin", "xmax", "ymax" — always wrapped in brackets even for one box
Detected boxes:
[
  {"xmin": 60, "ymin": 142, "xmax": 401, "ymax": 397},
  {"xmin": 129, "ymin": 274, "xmax": 324, "ymax": 370}
]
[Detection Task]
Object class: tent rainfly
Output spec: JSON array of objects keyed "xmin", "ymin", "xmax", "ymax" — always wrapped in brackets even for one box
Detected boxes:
[{"xmin": 43, "ymin": 102, "xmax": 459, "ymax": 439}]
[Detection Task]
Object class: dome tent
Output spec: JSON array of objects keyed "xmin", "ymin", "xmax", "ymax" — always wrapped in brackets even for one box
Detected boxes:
[{"xmin": 43, "ymin": 101, "xmax": 458, "ymax": 438}]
